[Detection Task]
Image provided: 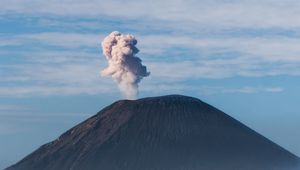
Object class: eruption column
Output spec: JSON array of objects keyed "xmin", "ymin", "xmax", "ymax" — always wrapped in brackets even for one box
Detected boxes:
[{"xmin": 101, "ymin": 31, "xmax": 150, "ymax": 99}]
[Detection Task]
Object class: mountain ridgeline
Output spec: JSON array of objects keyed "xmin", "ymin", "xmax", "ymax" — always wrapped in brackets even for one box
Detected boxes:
[{"xmin": 6, "ymin": 95, "xmax": 300, "ymax": 170}]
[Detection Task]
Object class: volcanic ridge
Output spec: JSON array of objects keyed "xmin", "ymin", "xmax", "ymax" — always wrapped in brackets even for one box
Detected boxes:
[{"xmin": 6, "ymin": 95, "xmax": 300, "ymax": 170}]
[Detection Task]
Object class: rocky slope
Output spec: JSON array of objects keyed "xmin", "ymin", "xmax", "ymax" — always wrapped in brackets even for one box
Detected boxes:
[{"xmin": 6, "ymin": 95, "xmax": 300, "ymax": 170}]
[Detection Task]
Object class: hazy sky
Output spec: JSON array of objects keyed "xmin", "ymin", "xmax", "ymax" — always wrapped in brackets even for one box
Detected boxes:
[{"xmin": 1, "ymin": 0, "xmax": 300, "ymax": 169}]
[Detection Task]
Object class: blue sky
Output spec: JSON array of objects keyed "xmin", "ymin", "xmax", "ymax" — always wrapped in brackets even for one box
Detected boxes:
[{"xmin": 1, "ymin": 0, "xmax": 300, "ymax": 169}]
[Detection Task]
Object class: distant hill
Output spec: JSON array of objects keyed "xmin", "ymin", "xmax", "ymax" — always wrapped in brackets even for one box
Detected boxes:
[{"xmin": 6, "ymin": 95, "xmax": 300, "ymax": 170}]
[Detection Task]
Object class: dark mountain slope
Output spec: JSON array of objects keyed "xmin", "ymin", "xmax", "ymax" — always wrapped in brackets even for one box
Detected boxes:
[{"xmin": 6, "ymin": 95, "xmax": 300, "ymax": 170}]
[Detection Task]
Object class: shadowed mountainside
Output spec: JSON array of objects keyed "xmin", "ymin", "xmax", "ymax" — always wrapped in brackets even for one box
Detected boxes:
[{"xmin": 6, "ymin": 95, "xmax": 300, "ymax": 170}]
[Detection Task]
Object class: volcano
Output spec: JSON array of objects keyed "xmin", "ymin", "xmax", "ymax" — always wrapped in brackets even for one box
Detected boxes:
[{"xmin": 6, "ymin": 95, "xmax": 300, "ymax": 170}]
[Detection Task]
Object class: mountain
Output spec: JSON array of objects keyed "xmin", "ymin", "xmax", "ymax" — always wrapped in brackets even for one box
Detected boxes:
[{"xmin": 6, "ymin": 95, "xmax": 300, "ymax": 170}]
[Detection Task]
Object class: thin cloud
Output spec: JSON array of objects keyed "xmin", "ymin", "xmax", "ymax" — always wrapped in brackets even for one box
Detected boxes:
[
  {"xmin": 141, "ymin": 83, "xmax": 284, "ymax": 95},
  {"xmin": 1, "ymin": 0, "xmax": 300, "ymax": 28},
  {"xmin": 1, "ymin": 1, "xmax": 299, "ymax": 97},
  {"xmin": 0, "ymin": 124, "xmax": 20, "ymax": 135},
  {"xmin": 222, "ymin": 86, "xmax": 284, "ymax": 94},
  {"xmin": 140, "ymin": 35, "xmax": 300, "ymax": 62},
  {"xmin": 0, "ymin": 47, "xmax": 296, "ymax": 97},
  {"xmin": 264, "ymin": 87, "xmax": 284, "ymax": 93},
  {"xmin": 22, "ymin": 32, "xmax": 101, "ymax": 47},
  {"xmin": 0, "ymin": 104, "xmax": 31, "ymax": 112}
]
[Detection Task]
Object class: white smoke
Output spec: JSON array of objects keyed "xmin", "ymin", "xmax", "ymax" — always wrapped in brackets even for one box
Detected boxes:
[{"xmin": 101, "ymin": 31, "xmax": 150, "ymax": 99}]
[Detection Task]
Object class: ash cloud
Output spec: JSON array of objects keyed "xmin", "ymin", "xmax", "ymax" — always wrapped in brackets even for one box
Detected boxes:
[{"xmin": 101, "ymin": 31, "xmax": 150, "ymax": 99}]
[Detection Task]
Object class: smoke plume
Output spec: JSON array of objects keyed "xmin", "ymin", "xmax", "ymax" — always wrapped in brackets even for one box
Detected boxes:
[{"xmin": 101, "ymin": 31, "xmax": 150, "ymax": 99}]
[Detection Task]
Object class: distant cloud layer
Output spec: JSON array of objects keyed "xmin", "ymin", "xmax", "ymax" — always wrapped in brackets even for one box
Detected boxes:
[
  {"xmin": 1, "ymin": 0, "xmax": 300, "ymax": 28},
  {"xmin": 0, "ymin": 0, "xmax": 299, "ymax": 97}
]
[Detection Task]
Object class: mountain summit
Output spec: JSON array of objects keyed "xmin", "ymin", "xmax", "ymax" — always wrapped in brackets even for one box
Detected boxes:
[{"xmin": 6, "ymin": 95, "xmax": 300, "ymax": 170}]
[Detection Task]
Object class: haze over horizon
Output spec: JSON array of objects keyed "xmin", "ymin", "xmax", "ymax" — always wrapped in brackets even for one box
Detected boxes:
[{"xmin": 1, "ymin": 0, "xmax": 300, "ymax": 169}]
